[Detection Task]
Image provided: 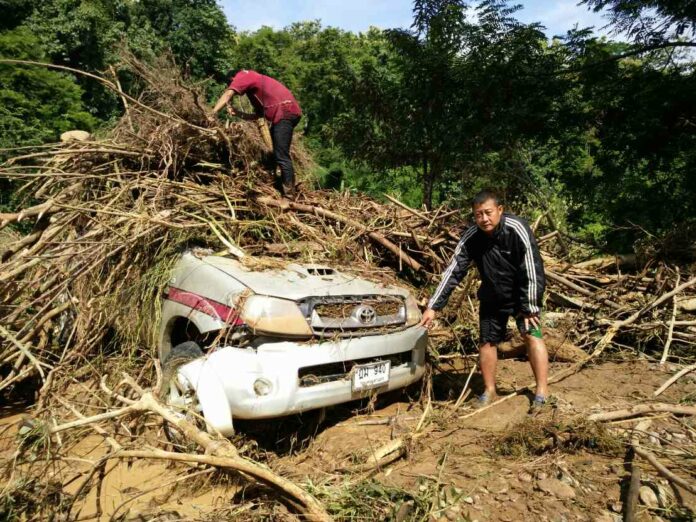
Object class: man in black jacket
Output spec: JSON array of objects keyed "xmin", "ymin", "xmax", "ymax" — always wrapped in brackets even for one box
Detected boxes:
[{"xmin": 420, "ymin": 190, "xmax": 549, "ymax": 412}]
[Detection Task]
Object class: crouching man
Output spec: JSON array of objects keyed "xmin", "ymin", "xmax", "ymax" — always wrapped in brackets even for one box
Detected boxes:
[{"xmin": 420, "ymin": 190, "xmax": 550, "ymax": 412}]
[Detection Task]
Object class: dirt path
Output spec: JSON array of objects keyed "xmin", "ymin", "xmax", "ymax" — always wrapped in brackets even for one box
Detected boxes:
[{"xmin": 2, "ymin": 358, "xmax": 695, "ymax": 521}]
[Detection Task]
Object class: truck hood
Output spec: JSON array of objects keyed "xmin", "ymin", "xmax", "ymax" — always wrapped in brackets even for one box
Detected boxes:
[{"xmin": 203, "ymin": 256, "xmax": 409, "ymax": 300}]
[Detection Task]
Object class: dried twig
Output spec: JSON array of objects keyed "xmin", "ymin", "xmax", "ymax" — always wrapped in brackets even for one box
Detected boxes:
[{"xmin": 654, "ymin": 363, "xmax": 696, "ymax": 397}]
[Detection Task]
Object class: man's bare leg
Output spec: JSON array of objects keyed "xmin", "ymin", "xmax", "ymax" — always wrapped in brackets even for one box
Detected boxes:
[
  {"xmin": 479, "ymin": 342, "xmax": 498, "ymax": 396},
  {"xmin": 525, "ymin": 335, "xmax": 549, "ymax": 397}
]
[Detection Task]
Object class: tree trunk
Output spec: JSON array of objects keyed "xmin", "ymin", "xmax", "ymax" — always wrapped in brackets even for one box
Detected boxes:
[{"xmin": 422, "ymin": 156, "xmax": 432, "ymax": 210}]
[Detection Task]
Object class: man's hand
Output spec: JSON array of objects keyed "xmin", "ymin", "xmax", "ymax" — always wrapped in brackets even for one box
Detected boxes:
[
  {"xmin": 419, "ymin": 308, "xmax": 436, "ymax": 329},
  {"xmin": 226, "ymin": 105, "xmax": 237, "ymax": 117},
  {"xmin": 523, "ymin": 314, "xmax": 541, "ymax": 332}
]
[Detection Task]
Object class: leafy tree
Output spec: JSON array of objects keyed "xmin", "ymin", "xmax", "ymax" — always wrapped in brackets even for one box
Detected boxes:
[
  {"xmin": 22, "ymin": 0, "xmax": 234, "ymax": 117},
  {"xmin": 0, "ymin": 27, "xmax": 96, "ymax": 149},
  {"xmin": 0, "ymin": 27, "xmax": 96, "ymax": 211},
  {"xmin": 581, "ymin": 0, "xmax": 696, "ymax": 43},
  {"xmin": 0, "ymin": 0, "xmax": 35, "ymax": 30}
]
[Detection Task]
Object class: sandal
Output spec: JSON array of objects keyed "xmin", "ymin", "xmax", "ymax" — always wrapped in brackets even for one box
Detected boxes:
[
  {"xmin": 474, "ymin": 391, "xmax": 496, "ymax": 409},
  {"xmin": 528, "ymin": 395, "xmax": 547, "ymax": 415}
]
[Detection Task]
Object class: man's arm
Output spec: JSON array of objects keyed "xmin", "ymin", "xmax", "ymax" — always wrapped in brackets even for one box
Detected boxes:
[
  {"xmin": 507, "ymin": 216, "xmax": 545, "ymax": 317},
  {"xmin": 419, "ymin": 227, "xmax": 476, "ymax": 327},
  {"xmin": 211, "ymin": 89, "xmax": 260, "ymax": 121},
  {"xmin": 211, "ymin": 89, "xmax": 235, "ymax": 115}
]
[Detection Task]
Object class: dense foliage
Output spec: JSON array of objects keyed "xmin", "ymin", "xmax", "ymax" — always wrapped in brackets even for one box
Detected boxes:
[{"xmin": 1, "ymin": 0, "xmax": 694, "ymax": 251}]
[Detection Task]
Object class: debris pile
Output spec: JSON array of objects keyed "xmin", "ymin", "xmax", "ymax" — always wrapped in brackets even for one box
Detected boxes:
[{"xmin": 0, "ymin": 55, "xmax": 695, "ymax": 521}]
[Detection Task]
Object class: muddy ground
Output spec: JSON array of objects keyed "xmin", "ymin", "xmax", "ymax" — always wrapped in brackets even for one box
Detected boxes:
[{"xmin": 2, "ymin": 357, "xmax": 695, "ymax": 521}]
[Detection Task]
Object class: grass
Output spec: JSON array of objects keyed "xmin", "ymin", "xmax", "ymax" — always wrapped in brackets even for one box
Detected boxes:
[
  {"xmin": 305, "ymin": 477, "xmax": 472, "ymax": 521},
  {"xmin": 494, "ymin": 417, "xmax": 624, "ymax": 458}
]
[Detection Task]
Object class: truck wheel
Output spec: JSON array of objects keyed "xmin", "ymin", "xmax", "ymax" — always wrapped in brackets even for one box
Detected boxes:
[{"xmin": 160, "ymin": 341, "xmax": 205, "ymax": 450}]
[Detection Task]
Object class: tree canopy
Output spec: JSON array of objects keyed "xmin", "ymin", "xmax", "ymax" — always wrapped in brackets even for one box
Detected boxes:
[{"xmin": 1, "ymin": 0, "xmax": 694, "ymax": 252}]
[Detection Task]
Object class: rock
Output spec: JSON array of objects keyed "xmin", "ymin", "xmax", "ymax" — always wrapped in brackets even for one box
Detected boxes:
[
  {"xmin": 594, "ymin": 511, "xmax": 616, "ymax": 522},
  {"xmin": 394, "ymin": 501, "xmax": 414, "ymax": 522},
  {"xmin": 608, "ymin": 464, "xmax": 621, "ymax": 474},
  {"xmin": 462, "ymin": 496, "xmax": 474, "ymax": 505},
  {"xmin": 536, "ymin": 471, "xmax": 548, "ymax": 480},
  {"xmin": 518, "ymin": 471, "xmax": 533, "ymax": 483},
  {"xmin": 656, "ymin": 484, "xmax": 673, "ymax": 508},
  {"xmin": 608, "ymin": 501, "xmax": 622, "ymax": 513},
  {"xmin": 648, "ymin": 432, "xmax": 661, "ymax": 446},
  {"xmin": 60, "ymin": 130, "xmax": 91, "ymax": 142},
  {"xmin": 639, "ymin": 486, "xmax": 659, "ymax": 508},
  {"xmin": 537, "ymin": 478, "xmax": 576, "ymax": 499},
  {"xmin": 559, "ymin": 472, "xmax": 579, "ymax": 488},
  {"xmin": 486, "ymin": 478, "xmax": 509, "ymax": 494}
]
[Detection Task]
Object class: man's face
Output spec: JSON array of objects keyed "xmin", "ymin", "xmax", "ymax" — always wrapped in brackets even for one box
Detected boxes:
[{"xmin": 473, "ymin": 199, "xmax": 503, "ymax": 234}]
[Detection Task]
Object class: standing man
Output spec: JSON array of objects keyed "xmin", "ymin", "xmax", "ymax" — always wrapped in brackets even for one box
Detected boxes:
[
  {"xmin": 211, "ymin": 70, "xmax": 302, "ymax": 198},
  {"xmin": 420, "ymin": 190, "xmax": 550, "ymax": 412}
]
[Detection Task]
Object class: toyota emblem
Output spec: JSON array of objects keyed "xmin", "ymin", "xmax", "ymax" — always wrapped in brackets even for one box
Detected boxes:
[{"xmin": 355, "ymin": 305, "xmax": 377, "ymax": 325}]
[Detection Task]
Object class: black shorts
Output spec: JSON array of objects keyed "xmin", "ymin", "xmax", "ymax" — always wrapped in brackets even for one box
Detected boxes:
[{"xmin": 479, "ymin": 303, "xmax": 538, "ymax": 344}]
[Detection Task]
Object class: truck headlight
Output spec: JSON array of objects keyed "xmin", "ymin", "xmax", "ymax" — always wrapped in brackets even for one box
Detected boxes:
[
  {"xmin": 240, "ymin": 295, "xmax": 313, "ymax": 337},
  {"xmin": 405, "ymin": 295, "xmax": 422, "ymax": 327}
]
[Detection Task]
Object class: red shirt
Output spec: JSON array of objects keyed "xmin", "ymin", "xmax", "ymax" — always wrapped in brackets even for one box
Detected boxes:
[{"xmin": 229, "ymin": 70, "xmax": 302, "ymax": 124}]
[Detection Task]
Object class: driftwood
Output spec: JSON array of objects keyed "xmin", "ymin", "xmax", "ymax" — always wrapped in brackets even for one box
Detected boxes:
[
  {"xmin": 257, "ymin": 196, "xmax": 423, "ymax": 271},
  {"xmin": 677, "ymin": 297, "xmax": 696, "ymax": 312},
  {"xmin": 573, "ymin": 254, "xmax": 636, "ymax": 270},
  {"xmin": 633, "ymin": 445, "xmax": 696, "ymax": 496},
  {"xmin": 498, "ymin": 334, "xmax": 587, "ymax": 362},
  {"xmin": 623, "ymin": 420, "xmax": 649, "ymax": 522},
  {"xmin": 51, "ymin": 372, "xmax": 331, "ymax": 521},
  {"xmin": 660, "ymin": 267, "xmax": 680, "ymax": 364},
  {"xmin": 588, "ymin": 403, "xmax": 696, "ymax": 422},
  {"xmin": 653, "ymin": 363, "xmax": 696, "ymax": 397}
]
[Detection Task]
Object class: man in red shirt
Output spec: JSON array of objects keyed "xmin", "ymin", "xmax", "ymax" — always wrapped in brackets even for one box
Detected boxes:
[{"xmin": 211, "ymin": 70, "xmax": 302, "ymax": 197}]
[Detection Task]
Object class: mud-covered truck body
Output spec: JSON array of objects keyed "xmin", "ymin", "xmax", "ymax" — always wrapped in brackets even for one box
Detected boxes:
[{"xmin": 158, "ymin": 251, "xmax": 427, "ymax": 435}]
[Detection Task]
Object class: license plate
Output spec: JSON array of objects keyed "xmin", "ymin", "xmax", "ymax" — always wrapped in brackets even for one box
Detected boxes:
[{"xmin": 352, "ymin": 360, "xmax": 391, "ymax": 392}]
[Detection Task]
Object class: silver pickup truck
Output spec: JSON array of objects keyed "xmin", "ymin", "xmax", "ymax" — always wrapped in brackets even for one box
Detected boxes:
[{"xmin": 158, "ymin": 251, "xmax": 427, "ymax": 435}]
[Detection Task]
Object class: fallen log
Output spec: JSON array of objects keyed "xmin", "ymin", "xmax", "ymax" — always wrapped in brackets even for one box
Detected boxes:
[
  {"xmin": 677, "ymin": 297, "xmax": 696, "ymax": 312},
  {"xmin": 257, "ymin": 196, "xmax": 423, "ymax": 271},
  {"xmin": 659, "ymin": 268, "xmax": 680, "ymax": 364},
  {"xmin": 498, "ymin": 334, "xmax": 587, "ymax": 363},
  {"xmin": 546, "ymin": 271, "xmax": 622, "ymax": 310},
  {"xmin": 51, "ymin": 372, "xmax": 331, "ymax": 521},
  {"xmin": 573, "ymin": 254, "xmax": 637, "ymax": 270},
  {"xmin": 587, "ymin": 403, "xmax": 696, "ymax": 422},
  {"xmin": 633, "ymin": 445, "xmax": 696, "ymax": 496}
]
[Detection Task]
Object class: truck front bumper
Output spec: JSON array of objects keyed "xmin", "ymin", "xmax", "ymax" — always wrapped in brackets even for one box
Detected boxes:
[{"xmin": 176, "ymin": 326, "xmax": 427, "ymax": 435}]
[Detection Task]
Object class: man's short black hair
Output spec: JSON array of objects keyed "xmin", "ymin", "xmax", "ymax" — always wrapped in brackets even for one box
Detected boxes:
[
  {"xmin": 471, "ymin": 189, "xmax": 502, "ymax": 207},
  {"xmin": 214, "ymin": 69, "xmax": 239, "ymax": 83}
]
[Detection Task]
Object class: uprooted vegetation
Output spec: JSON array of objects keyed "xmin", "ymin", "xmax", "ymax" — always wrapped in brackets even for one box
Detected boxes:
[
  {"xmin": 1, "ymin": 55, "xmax": 696, "ymax": 521},
  {"xmin": 494, "ymin": 417, "xmax": 624, "ymax": 458}
]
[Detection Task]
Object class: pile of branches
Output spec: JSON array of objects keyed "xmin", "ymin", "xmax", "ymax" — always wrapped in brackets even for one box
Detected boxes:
[{"xmin": 1, "ymin": 54, "xmax": 696, "ymax": 520}]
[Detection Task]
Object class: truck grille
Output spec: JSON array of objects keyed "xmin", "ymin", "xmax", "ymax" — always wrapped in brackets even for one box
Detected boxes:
[
  {"xmin": 298, "ymin": 350, "xmax": 412, "ymax": 387},
  {"xmin": 299, "ymin": 295, "xmax": 406, "ymax": 336}
]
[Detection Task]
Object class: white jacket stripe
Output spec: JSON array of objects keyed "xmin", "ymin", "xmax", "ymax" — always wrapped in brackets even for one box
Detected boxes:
[
  {"xmin": 428, "ymin": 226, "xmax": 477, "ymax": 309},
  {"xmin": 505, "ymin": 218, "xmax": 539, "ymax": 314}
]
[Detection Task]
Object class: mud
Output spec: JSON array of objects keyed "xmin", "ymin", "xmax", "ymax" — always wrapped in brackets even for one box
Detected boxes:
[{"xmin": 2, "ymin": 358, "xmax": 695, "ymax": 521}]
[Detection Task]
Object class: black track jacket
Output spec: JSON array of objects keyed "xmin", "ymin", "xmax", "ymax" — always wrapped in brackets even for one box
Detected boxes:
[{"xmin": 428, "ymin": 213, "xmax": 545, "ymax": 314}]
